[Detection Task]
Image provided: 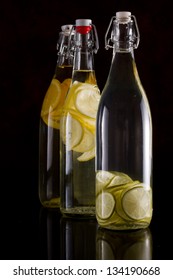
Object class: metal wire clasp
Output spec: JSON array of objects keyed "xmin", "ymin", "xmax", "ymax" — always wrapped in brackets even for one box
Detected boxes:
[
  {"xmin": 105, "ymin": 14, "xmax": 140, "ymax": 50},
  {"xmin": 91, "ymin": 24, "xmax": 99, "ymax": 53},
  {"xmin": 67, "ymin": 23, "xmax": 99, "ymax": 55}
]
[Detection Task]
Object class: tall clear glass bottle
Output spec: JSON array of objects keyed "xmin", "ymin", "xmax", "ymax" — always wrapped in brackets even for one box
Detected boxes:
[
  {"xmin": 96, "ymin": 11, "xmax": 153, "ymax": 230},
  {"xmin": 60, "ymin": 19, "xmax": 100, "ymax": 217},
  {"xmin": 39, "ymin": 25, "xmax": 74, "ymax": 208}
]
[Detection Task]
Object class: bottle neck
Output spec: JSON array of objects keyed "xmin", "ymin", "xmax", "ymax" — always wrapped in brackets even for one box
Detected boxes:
[
  {"xmin": 112, "ymin": 20, "xmax": 136, "ymax": 52},
  {"xmin": 57, "ymin": 34, "xmax": 73, "ymax": 67},
  {"xmin": 73, "ymin": 33, "xmax": 95, "ymax": 71},
  {"xmin": 107, "ymin": 12, "xmax": 143, "ymax": 86},
  {"xmin": 57, "ymin": 53, "xmax": 73, "ymax": 67}
]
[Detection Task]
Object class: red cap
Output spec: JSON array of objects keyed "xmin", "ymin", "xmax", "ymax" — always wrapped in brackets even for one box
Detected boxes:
[{"xmin": 75, "ymin": 19, "xmax": 92, "ymax": 34}]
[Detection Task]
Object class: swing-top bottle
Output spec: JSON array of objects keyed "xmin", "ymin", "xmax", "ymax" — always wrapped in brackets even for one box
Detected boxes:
[
  {"xmin": 39, "ymin": 24, "xmax": 74, "ymax": 208},
  {"xmin": 60, "ymin": 19, "xmax": 100, "ymax": 216},
  {"xmin": 96, "ymin": 11, "xmax": 153, "ymax": 230}
]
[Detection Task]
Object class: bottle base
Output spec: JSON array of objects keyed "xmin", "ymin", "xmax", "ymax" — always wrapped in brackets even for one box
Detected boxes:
[
  {"xmin": 98, "ymin": 222, "xmax": 150, "ymax": 231},
  {"xmin": 61, "ymin": 206, "xmax": 95, "ymax": 218},
  {"xmin": 40, "ymin": 197, "xmax": 60, "ymax": 209}
]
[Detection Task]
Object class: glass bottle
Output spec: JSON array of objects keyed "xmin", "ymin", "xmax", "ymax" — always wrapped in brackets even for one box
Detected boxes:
[
  {"xmin": 96, "ymin": 11, "xmax": 153, "ymax": 230},
  {"xmin": 39, "ymin": 24, "xmax": 74, "ymax": 208},
  {"xmin": 60, "ymin": 19, "xmax": 100, "ymax": 217}
]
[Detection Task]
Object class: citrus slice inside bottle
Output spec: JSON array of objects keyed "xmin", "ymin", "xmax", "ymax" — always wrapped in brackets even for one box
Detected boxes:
[
  {"xmin": 108, "ymin": 171, "xmax": 133, "ymax": 187},
  {"xmin": 61, "ymin": 81, "xmax": 100, "ymax": 161},
  {"xmin": 96, "ymin": 170, "xmax": 133, "ymax": 195},
  {"xmin": 62, "ymin": 78, "xmax": 71, "ymax": 92},
  {"xmin": 96, "ymin": 171, "xmax": 115, "ymax": 195},
  {"xmin": 77, "ymin": 147, "xmax": 95, "ymax": 162},
  {"xmin": 73, "ymin": 127, "xmax": 95, "ymax": 153},
  {"xmin": 121, "ymin": 186, "xmax": 151, "ymax": 220},
  {"xmin": 96, "ymin": 192, "xmax": 115, "ymax": 220},
  {"xmin": 75, "ymin": 83, "xmax": 100, "ymax": 118},
  {"xmin": 60, "ymin": 113, "xmax": 83, "ymax": 151},
  {"xmin": 41, "ymin": 78, "xmax": 71, "ymax": 129},
  {"xmin": 41, "ymin": 79, "xmax": 62, "ymax": 116}
]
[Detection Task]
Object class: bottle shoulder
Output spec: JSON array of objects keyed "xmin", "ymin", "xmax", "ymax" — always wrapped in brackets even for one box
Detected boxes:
[
  {"xmin": 98, "ymin": 80, "xmax": 151, "ymax": 118},
  {"xmin": 54, "ymin": 65, "xmax": 73, "ymax": 82},
  {"xmin": 108, "ymin": 52, "xmax": 141, "ymax": 83},
  {"xmin": 100, "ymin": 52, "xmax": 149, "ymax": 107},
  {"xmin": 71, "ymin": 70, "xmax": 98, "ymax": 85},
  {"xmin": 100, "ymin": 80, "xmax": 146, "ymax": 101}
]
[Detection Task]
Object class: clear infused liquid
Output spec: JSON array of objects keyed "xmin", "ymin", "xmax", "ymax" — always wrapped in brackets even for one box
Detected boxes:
[
  {"xmin": 39, "ymin": 119, "xmax": 61, "ymax": 207},
  {"xmin": 39, "ymin": 65, "xmax": 72, "ymax": 208},
  {"xmin": 60, "ymin": 70, "xmax": 100, "ymax": 216},
  {"xmin": 60, "ymin": 148, "xmax": 96, "ymax": 216},
  {"xmin": 96, "ymin": 53, "xmax": 152, "ymax": 229}
]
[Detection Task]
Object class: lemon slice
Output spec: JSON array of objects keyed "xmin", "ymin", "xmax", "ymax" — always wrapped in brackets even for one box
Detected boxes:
[
  {"xmin": 60, "ymin": 81, "xmax": 99, "ymax": 160},
  {"xmin": 75, "ymin": 83, "xmax": 100, "ymax": 118},
  {"xmin": 96, "ymin": 192, "xmax": 115, "ymax": 220},
  {"xmin": 50, "ymin": 80, "xmax": 71, "ymax": 117},
  {"xmin": 42, "ymin": 114, "xmax": 60, "ymax": 129},
  {"xmin": 96, "ymin": 171, "xmax": 115, "ymax": 195},
  {"xmin": 122, "ymin": 186, "xmax": 151, "ymax": 220},
  {"xmin": 77, "ymin": 147, "xmax": 95, "ymax": 162},
  {"xmin": 73, "ymin": 127, "xmax": 95, "ymax": 153},
  {"xmin": 63, "ymin": 82, "xmax": 82, "ymax": 110},
  {"xmin": 60, "ymin": 113, "xmax": 83, "ymax": 151},
  {"xmin": 41, "ymin": 79, "xmax": 61, "ymax": 116},
  {"xmin": 62, "ymin": 78, "xmax": 71, "ymax": 89},
  {"xmin": 41, "ymin": 78, "xmax": 71, "ymax": 129}
]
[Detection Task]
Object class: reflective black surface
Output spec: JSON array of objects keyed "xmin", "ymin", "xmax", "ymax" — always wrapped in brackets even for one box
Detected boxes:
[
  {"xmin": 37, "ymin": 207, "xmax": 172, "ymax": 260},
  {"xmin": 0, "ymin": 179, "xmax": 170, "ymax": 260},
  {"xmin": 0, "ymin": 172, "xmax": 172, "ymax": 261},
  {"xmin": 0, "ymin": 149, "xmax": 167, "ymax": 260}
]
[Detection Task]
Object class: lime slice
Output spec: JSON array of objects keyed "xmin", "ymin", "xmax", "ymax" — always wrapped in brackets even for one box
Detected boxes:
[
  {"xmin": 122, "ymin": 186, "xmax": 151, "ymax": 220},
  {"xmin": 41, "ymin": 79, "xmax": 61, "ymax": 116},
  {"xmin": 97, "ymin": 210, "xmax": 124, "ymax": 227},
  {"xmin": 60, "ymin": 113, "xmax": 83, "ymax": 151},
  {"xmin": 96, "ymin": 171, "xmax": 115, "ymax": 195},
  {"xmin": 77, "ymin": 147, "xmax": 95, "ymax": 162},
  {"xmin": 75, "ymin": 83, "xmax": 100, "ymax": 118},
  {"xmin": 73, "ymin": 127, "xmax": 95, "ymax": 153},
  {"xmin": 108, "ymin": 171, "xmax": 133, "ymax": 187},
  {"xmin": 96, "ymin": 192, "xmax": 115, "ymax": 220},
  {"xmin": 115, "ymin": 182, "xmax": 143, "ymax": 220}
]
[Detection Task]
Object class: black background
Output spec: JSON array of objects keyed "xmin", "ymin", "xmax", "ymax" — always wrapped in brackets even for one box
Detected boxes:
[{"xmin": 0, "ymin": 0, "xmax": 173, "ymax": 260}]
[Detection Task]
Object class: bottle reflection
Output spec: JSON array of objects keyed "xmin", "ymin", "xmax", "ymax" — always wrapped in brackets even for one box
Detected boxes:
[
  {"xmin": 96, "ymin": 227, "xmax": 152, "ymax": 260},
  {"xmin": 60, "ymin": 217, "xmax": 98, "ymax": 259},
  {"xmin": 39, "ymin": 207, "xmax": 61, "ymax": 259}
]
